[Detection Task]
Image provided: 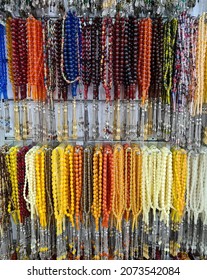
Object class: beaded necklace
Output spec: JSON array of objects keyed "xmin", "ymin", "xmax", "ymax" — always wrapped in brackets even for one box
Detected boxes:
[
  {"xmin": 138, "ymin": 18, "xmax": 152, "ymax": 141},
  {"xmin": 0, "ymin": 146, "xmax": 12, "ymax": 260},
  {"xmin": 44, "ymin": 147, "xmax": 55, "ymax": 257},
  {"xmin": 171, "ymin": 13, "xmax": 192, "ymax": 145},
  {"xmin": 6, "ymin": 146, "xmax": 20, "ymax": 224},
  {"xmin": 90, "ymin": 16, "xmax": 102, "ymax": 140},
  {"xmin": 83, "ymin": 146, "xmax": 93, "ymax": 259},
  {"xmin": 17, "ymin": 18, "xmax": 29, "ymax": 140},
  {"xmin": 35, "ymin": 146, "xmax": 51, "ymax": 258},
  {"xmin": 149, "ymin": 18, "xmax": 164, "ymax": 100},
  {"xmin": 102, "ymin": 145, "xmax": 114, "ymax": 228},
  {"xmin": 124, "ymin": 16, "xmax": 138, "ymax": 140},
  {"xmin": 138, "ymin": 18, "xmax": 152, "ymax": 104},
  {"xmin": 81, "ymin": 17, "xmax": 92, "ymax": 100},
  {"xmin": 27, "ymin": 16, "xmax": 46, "ymax": 142},
  {"xmin": 0, "ymin": 23, "xmax": 10, "ymax": 135},
  {"xmin": 159, "ymin": 147, "xmax": 173, "ymax": 258},
  {"xmin": 24, "ymin": 146, "xmax": 39, "ymax": 257},
  {"xmin": 51, "ymin": 144, "xmax": 67, "ymax": 260},
  {"xmin": 163, "ymin": 19, "xmax": 178, "ymax": 96},
  {"xmin": 171, "ymin": 148, "xmax": 187, "ymax": 257},
  {"xmin": 42, "ymin": 18, "xmax": 56, "ymax": 141},
  {"xmin": 123, "ymin": 144, "xmax": 132, "ymax": 259},
  {"xmin": 124, "ymin": 16, "xmax": 138, "ymax": 100},
  {"xmin": 81, "ymin": 17, "xmax": 91, "ymax": 140},
  {"xmin": 54, "ymin": 19, "xmax": 68, "ymax": 141},
  {"xmin": 187, "ymin": 150, "xmax": 206, "ymax": 253},
  {"xmin": 35, "ymin": 147, "xmax": 47, "ymax": 229},
  {"xmin": 64, "ymin": 145, "xmax": 75, "ymax": 227},
  {"xmin": 6, "ymin": 18, "xmax": 20, "ymax": 139},
  {"xmin": 195, "ymin": 14, "xmax": 207, "ymax": 115},
  {"xmin": 102, "ymin": 144, "xmax": 114, "ymax": 260},
  {"xmin": 124, "ymin": 144, "xmax": 132, "ymax": 221},
  {"xmin": 141, "ymin": 145, "xmax": 153, "ymax": 259},
  {"xmin": 10, "ymin": 18, "xmax": 22, "ymax": 140},
  {"xmin": 113, "ymin": 14, "xmax": 125, "ymax": 141},
  {"xmin": 27, "ymin": 16, "xmax": 45, "ymax": 102},
  {"xmin": 113, "ymin": 144, "xmax": 124, "ymax": 259},
  {"xmin": 17, "ymin": 146, "xmax": 30, "ymax": 225},
  {"xmin": 149, "ymin": 18, "xmax": 164, "ymax": 137},
  {"xmin": 0, "ymin": 23, "xmax": 7, "ymax": 101},
  {"xmin": 195, "ymin": 14, "xmax": 207, "ymax": 148},
  {"xmin": 11, "ymin": 19, "xmax": 28, "ymax": 100},
  {"xmin": 92, "ymin": 145, "xmax": 103, "ymax": 260},
  {"xmin": 101, "ymin": 16, "xmax": 113, "ymax": 139},
  {"xmin": 62, "ymin": 11, "xmax": 81, "ymax": 88},
  {"xmin": 162, "ymin": 19, "xmax": 178, "ymax": 141},
  {"xmin": 91, "ymin": 16, "xmax": 102, "ymax": 100},
  {"xmin": 17, "ymin": 146, "xmax": 30, "ymax": 259},
  {"xmin": 62, "ymin": 10, "xmax": 82, "ymax": 140},
  {"xmin": 131, "ymin": 145, "xmax": 142, "ymax": 230},
  {"xmin": 187, "ymin": 18, "xmax": 198, "ymax": 148},
  {"xmin": 74, "ymin": 145, "xmax": 83, "ymax": 259},
  {"xmin": 130, "ymin": 144, "xmax": 142, "ymax": 260}
]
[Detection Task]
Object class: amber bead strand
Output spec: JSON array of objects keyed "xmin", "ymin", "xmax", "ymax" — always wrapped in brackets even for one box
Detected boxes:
[
  {"xmin": 138, "ymin": 18, "xmax": 152, "ymax": 104},
  {"xmin": 27, "ymin": 16, "xmax": 45, "ymax": 102},
  {"xmin": 27, "ymin": 16, "xmax": 34, "ymax": 100},
  {"xmin": 64, "ymin": 145, "xmax": 75, "ymax": 227},
  {"xmin": 74, "ymin": 146, "xmax": 83, "ymax": 230},
  {"xmin": 113, "ymin": 144, "xmax": 125, "ymax": 231},
  {"xmin": 92, "ymin": 146, "xmax": 103, "ymax": 231},
  {"xmin": 102, "ymin": 145, "xmax": 114, "ymax": 259},
  {"xmin": 6, "ymin": 18, "xmax": 16, "ymax": 98},
  {"xmin": 102, "ymin": 145, "xmax": 114, "ymax": 228},
  {"xmin": 124, "ymin": 144, "xmax": 132, "ymax": 222},
  {"xmin": 92, "ymin": 145, "xmax": 103, "ymax": 260}
]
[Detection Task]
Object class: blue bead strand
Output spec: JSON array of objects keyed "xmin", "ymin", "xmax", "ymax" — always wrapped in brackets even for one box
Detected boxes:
[
  {"xmin": 63, "ymin": 10, "xmax": 82, "ymax": 98},
  {"xmin": 0, "ymin": 24, "xmax": 8, "ymax": 100}
]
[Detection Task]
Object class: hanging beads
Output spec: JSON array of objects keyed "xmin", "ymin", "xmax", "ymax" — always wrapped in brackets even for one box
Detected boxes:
[
  {"xmin": 0, "ymin": 23, "xmax": 10, "ymax": 135},
  {"xmin": 137, "ymin": 18, "xmax": 152, "ymax": 141},
  {"xmin": 113, "ymin": 14, "xmax": 125, "ymax": 141},
  {"xmin": 101, "ymin": 16, "xmax": 113, "ymax": 139},
  {"xmin": 0, "ymin": 146, "xmax": 12, "ymax": 260}
]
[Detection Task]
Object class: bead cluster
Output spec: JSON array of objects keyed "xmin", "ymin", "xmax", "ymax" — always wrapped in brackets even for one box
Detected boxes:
[{"xmin": 0, "ymin": 143, "xmax": 207, "ymax": 260}]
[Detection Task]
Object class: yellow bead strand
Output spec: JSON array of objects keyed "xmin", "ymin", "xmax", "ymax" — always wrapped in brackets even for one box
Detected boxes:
[
  {"xmin": 6, "ymin": 146, "xmax": 20, "ymax": 224},
  {"xmin": 112, "ymin": 144, "xmax": 125, "ymax": 232},
  {"xmin": 35, "ymin": 146, "xmax": 47, "ymax": 229}
]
